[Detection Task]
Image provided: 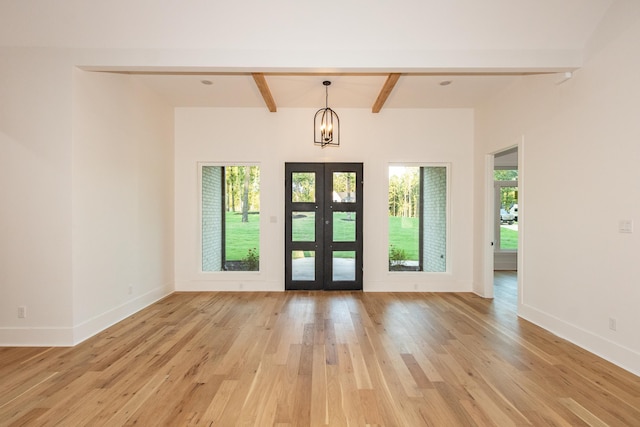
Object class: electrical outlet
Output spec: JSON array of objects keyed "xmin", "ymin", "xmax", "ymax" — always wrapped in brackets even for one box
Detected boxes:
[
  {"xmin": 618, "ymin": 220, "xmax": 633, "ymax": 233},
  {"xmin": 18, "ymin": 306, "xmax": 26, "ymax": 319},
  {"xmin": 128, "ymin": 285, "xmax": 133, "ymax": 295},
  {"xmin": 609, "ymin": 317, "xmax": 617, "ymax": 331}
]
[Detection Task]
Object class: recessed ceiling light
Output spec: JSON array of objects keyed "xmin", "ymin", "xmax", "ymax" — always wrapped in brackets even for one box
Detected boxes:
[
  {"xmin": 439, "ymin": 80, "xmax": 452, "ymax": 86},
  {"xmin": 201, "ymin": 80, "xmax": 213, "ymax": 85}
]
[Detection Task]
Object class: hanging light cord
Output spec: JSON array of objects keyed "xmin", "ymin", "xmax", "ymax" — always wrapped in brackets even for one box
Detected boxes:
[{"xmin": 325, "ymin": 84, "xmax": 329, "ymax": 108}]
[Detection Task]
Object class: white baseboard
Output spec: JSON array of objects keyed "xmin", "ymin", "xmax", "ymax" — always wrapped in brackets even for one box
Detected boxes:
[
  {"xmin": 519, "ymin": 303, "xmax": 640, "ymax": 377},
  {"xmin": 0, "ymin": 286, "xmax": 172, "ymax": 347},
  {"xmin": 175, "ymin": 279, "xmax": 284, "ymax": 292},
  {"xmin": 176, "ymin": 278, "xmax": 472, "ymax": 293},
  {"xmin": 365, "ymin": 278, "xmax": 472, "ymax": 292},
  {"xmin": 72, "ymin": 286, "xmax": 172, "ymax": 345},
  {"xmin": 0, "ymin": 326, "xmax": 74, "ymax": 347}
]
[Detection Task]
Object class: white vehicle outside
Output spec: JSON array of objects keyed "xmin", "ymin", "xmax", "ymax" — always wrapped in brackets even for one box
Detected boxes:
[{"xmin": 500, "ymin": 208, "xmax": 515, "ymax": 224}]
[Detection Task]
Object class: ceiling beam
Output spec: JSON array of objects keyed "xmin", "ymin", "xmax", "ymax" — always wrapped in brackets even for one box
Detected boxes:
[
  {"xmin": 252, "ymin": 73, "xmax": 277, "ymax": 112},
  {"xmin": 372, "ymin": 73, "xmax": 401, "ymax": 113}
]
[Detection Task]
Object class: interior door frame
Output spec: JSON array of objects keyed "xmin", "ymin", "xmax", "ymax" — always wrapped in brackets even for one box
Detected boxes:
[
  {"xmin": 483, "ymin": 137, "xmax": 524, "ymax": 304},
  {"xmin": 285, "ymin": 162, "xmax": 363, "ymax": 291}
]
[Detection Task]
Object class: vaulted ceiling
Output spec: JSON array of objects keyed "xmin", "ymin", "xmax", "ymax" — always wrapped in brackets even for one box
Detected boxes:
[{"xmin": 1, "ymin": 0, "xmax": 616, "ymax": 110}]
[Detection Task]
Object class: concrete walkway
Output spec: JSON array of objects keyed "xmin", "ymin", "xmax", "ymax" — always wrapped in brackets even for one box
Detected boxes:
[{"xmin": 292, "ymin": 257, "xmax": 355, "ymax": 281}]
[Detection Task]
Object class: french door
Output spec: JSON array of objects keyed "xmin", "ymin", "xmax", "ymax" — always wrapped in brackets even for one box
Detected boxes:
[{"xmin": 285, "ymin": 163, "xmax": 363, "ymax": 290}]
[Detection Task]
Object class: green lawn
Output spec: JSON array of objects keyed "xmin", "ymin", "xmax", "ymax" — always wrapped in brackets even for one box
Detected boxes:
[
  {"xmin": 225, "ymin": 212, "xmax": 260, "ymax": 261},
  {"xmin": 226, "ymin": 211, "xmax": 517, "ymax": 264},
  {"xmin": 292, "ymin": 212, "xmax": 357, "ymax": 258},
  {"xmin": 291, "ymin": 214, "xmax": 425, "ymax": 261},
  {"xmin": 226, "ymin": 212, "xmax": 434, "ymax": 262},
  {"xmin": 500, "ymin": 225, "xmax": 518, "ymax": 250},
  {"xmin": 226, "ymin": 211, "xmax": 361, "ymax": 261},
  {"xmin": 388, "ymin": 216, "xmax": 419, "ymax": 261},
  {"xmin": 291, "ymin": 214, "xmax": 421, "ymax": 261},
  {"xmin": 291, "ymin": 212, "xmax": 314, "ymax": 241}
]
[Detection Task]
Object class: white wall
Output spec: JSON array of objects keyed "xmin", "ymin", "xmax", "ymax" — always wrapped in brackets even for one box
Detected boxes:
[
  {"xmin": 474, "ymin": 3, "xmax": 640, "ymax": 374},
  {"xmin": 0, "ymin": 48, "xmax": 75, "ymax": 345},
  {"xmin": 71, "ymin": 70, "xmax": 175, "ymax": 343},
  {"xmin": 0, "ymin": 49, "xmax": 175, "ymax": 346},
  {"xmin": 175, "ymin": 108, "xmax": 475, "ymax": 292}
]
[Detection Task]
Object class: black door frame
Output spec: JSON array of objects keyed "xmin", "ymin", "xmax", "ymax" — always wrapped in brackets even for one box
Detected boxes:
[{"xmin": 285, "ymin": 162, "xmax": 363, "ymax": 290}]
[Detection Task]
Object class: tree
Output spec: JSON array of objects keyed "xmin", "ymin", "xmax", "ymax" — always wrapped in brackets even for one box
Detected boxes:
[
  {"xmin": 389, "ymin": 176, "xmax": 401, "ymax": 216},
  {"xmin": 242, "ymin": 166, "xmax": 250, "ymax": 222},
  {"xmin": 292, "ymin": 172, "xmax": 315, "ymax": 202},
  {"xmin": 226, "ymin": 167, "xmax": 237, "ymax": 212},
  {"xmin": 248, "ymin": 167, "xmax": 260, "ymax": 211},
  {"xmin": 494, "ymin": 170, "xmax": 518, "ymax": 181},
  {"xmin": 494, "ymin": 170, "xmax": 518, "ymax": 210},
  {"xmin": 388, "ymin": 167, "xmax": 419, "ymax": 218}
]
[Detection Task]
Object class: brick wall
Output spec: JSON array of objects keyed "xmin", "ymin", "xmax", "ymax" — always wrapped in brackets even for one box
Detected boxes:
[
  {"xmin": 422, "ymin": 167, "xmax": 447, "ymax": 272},
  {"xmin": 202, "ymin": 166, "xmax": 223, "ymax": 271}
]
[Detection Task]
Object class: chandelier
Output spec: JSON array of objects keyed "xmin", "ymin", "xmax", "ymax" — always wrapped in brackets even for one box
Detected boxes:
[{"xmin": 314, "ymin": 81, "xmax": 340, "ymax": 147}]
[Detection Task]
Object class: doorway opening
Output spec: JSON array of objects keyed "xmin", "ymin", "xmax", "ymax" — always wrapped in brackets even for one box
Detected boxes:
[
  {"xmin": 285, "ymin": 163, "xmax": 363, "ymax": 290},
  {"xmin": 491, "ymin": 146, "xmax": 519, "ymax": 304}
]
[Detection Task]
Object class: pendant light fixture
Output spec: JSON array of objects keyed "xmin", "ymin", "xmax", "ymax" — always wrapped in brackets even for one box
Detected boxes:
[{"xmin": 314, "ymin": 80, "xmax": 340, "ymax": 147}]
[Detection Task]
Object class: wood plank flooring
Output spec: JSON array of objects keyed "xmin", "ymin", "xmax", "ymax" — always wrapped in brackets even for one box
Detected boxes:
[{"xmin": 1, "ymin": 273, "xmax": 640, "ymax": 426}]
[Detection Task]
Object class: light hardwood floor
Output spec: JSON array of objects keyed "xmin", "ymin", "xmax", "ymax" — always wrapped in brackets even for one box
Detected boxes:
[{"xmin": 2, "ymin": 274, "xmax": 639, "ymax": 426}]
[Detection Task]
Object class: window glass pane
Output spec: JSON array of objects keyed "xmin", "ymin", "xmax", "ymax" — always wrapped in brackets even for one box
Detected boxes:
[
  {"xmin": 292, "ymin": 251, "xmax": 315, "ymax": 281},
  {"xmin": 333, "ymin": 211, "xmax": 356, "ymax": 242},
  {"xmin": 498, "ymin": 186, "xmax": 518, "ymax": 250},
  {"xmin": 292, "ymin": 212, "xmax": 315, "ymax": 242},
  {"xmin": 292, "ymin": 172, "xmax": 315, "ymax": 202},
  {"xmin": 333, "ymin": 251, "xmax": 355, "ymax": 281},
  {"xmin": 388, "ymin": 166, "xmax": 420, "ymax": 271},
  {"xmin": 202, "ymin": 165, "xmax": 260, "ymax": 272},
  {"xmin": 224, "ymin": 166, "xmax": 260, "ymax": 271},
  {"xmin": 332, "ymin": 172, "xmax": 356, "ymax": 203}
]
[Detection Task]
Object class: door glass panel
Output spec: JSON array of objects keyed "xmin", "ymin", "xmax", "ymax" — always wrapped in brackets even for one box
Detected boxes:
[
  {"xmin": 333, "ymin": 251, "xmax": 355, "ymax": 281},
  {"xmin": 498, "ymin": 186, "xmax": 518, "ymax": 250},
  {"xmin": 332, "ymin": 172, "xmax": 356, "ymax": 203},
  {"xmin": 292, "ymin": 251, "xmax": 315, "ymax": 281},
  {"xmin": 333, "ymin": 211, "xmax": 356, "ymax": 242},
  {"xmin": 292, "ymin": 212, "xmax": 315, "ymax": 242},
  {"xmin": 292, "ymin": 172, "xmax": 316, "ymax": 202}
]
